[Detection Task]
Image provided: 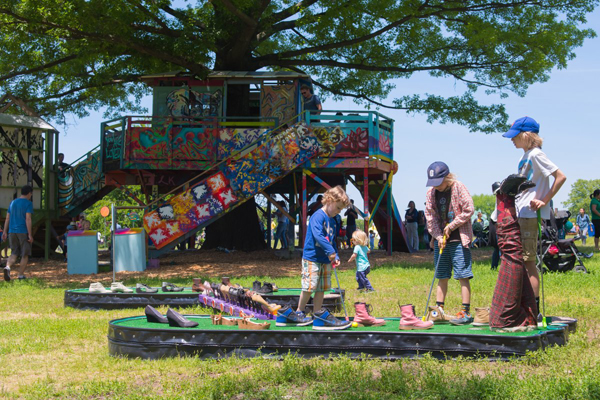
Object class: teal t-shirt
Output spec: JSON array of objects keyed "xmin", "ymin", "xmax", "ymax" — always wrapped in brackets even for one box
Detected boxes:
[
  {"xmin": 353, "ymin": 245, "xmax": 370, "ymax": 272},
  {"xmin": 591, "ymin": 198, "xmax": 600, "ymax": 220}
]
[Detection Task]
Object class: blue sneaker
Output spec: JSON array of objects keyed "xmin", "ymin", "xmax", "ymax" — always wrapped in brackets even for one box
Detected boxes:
[
  {"xmin": 312, "ymin": 308, "xmax": 352, "ymax": 330},
  {"xmin": 449, "ymin": 310, "xmax": 474, "ymax": 326},
  {"xmin": 276, "ymin": 306, "xmax": 313, "ymax": 327}
]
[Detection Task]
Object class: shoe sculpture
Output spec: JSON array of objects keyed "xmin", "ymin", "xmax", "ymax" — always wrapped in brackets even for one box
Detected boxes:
[
  {"xmin": 252, "ymin": 280, "xmax": 262, "ymax": 292},
  {"xmin": 162, "ymin": 282, "xmax": 184, "ymax": 292},
  {"xmin": 276, "ymin": 306, "xmax": 313, "ymax": 327},
  {"xmin": 111, "ymin": 282, "xmax": 133, "ymax": 293},
  {"xmin": 136, "ymin": 283, "xmax": 158, "ymax": 293},
  {"xmin": 353, "ymin": 302, "xmax": 386, "ymax": 326},
  {"xmin": 145, "ymin": 305, "xmax": 168, "ymax": 323},
  {"xmin": 221, "ymin": 277, "xmax": 231, "ymax": 286},
  {"xmin": 202, "ymin": 281, "xmax": 214, "ymax": 295},
  {"xmin": 496, "ymin": 174, "xmax": 536, "ymax": 196},
  {"xmin": 166, "ymin": 308, "xmax": 199, "ymax": 328},
  {"xmin": 449, "ymin": 310, "xmax": 474, "ymax": 326},
  {"xmin": 399, "ymin": 304, "xmax": 433, "ymax": 330},
  {"xmin": 192, "ymin": 278, "xmax": 203, "ymax": 292},
  {"xmin": 257, "ymin": 282, "xmax": 274, "ymax": 294},
  {"xmin": 239, "ymin": 317, "xmax": 270, "ymax": 330},
  {"xmin": 89, "ymin": 282, "xmax": 111, "ymax": 293},
  {"xmin": 313, "ymin": 308, "xmax": 352, "ymax": 330},
  {"xmin": 425, "ymin": 305, "xmax": 452, "ymax": 324},
  {"xmin": 473, "ymin": 307, "xmax": 490, "ymax": 326}
]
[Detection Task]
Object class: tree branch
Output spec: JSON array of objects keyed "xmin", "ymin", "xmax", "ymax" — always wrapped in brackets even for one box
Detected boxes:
[
  {"xmin": 213, "ymin": 0, "xmax": 256, "ymax": 27},
  {"xmin": 0, "ymin": 54, "xmax": 78, "ymax": 82},
  {"xmin": 269, "ymin": 0, "xmax": 320, "ymax": 25}
]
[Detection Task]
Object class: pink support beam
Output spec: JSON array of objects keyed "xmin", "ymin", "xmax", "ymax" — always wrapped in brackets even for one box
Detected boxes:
[
  {"xmin": 302, "ymin": 172, "xmax": 307, "ymax": 245},
  {"xmin": 363, "ymin": 168, "xmax": 369, "ymax": 233}
]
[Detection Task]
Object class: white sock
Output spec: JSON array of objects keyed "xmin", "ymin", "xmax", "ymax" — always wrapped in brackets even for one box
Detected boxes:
[{"xmin": 4, "ymin": 266, "xmax": 9, "ymax": 271}]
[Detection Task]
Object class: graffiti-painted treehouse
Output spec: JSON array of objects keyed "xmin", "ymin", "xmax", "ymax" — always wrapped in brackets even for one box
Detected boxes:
[{"xmin": 41, "ymin": 71, "xmax": 409, "ymax": 257}]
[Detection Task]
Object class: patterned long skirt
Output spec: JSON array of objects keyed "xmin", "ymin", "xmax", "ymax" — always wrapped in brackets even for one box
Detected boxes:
[{"xmin": 489, "ymin": 193, "xmax": 537, "ymax": 328}]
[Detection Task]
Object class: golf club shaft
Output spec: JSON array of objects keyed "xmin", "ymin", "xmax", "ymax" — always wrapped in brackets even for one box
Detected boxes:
[
  {"xmin": 423, "ymin": 236, "xmax": 446, "ymax": 320},
  {"xmin": 333, "ymin": 265, "xmax": 349, "ymax": 321},
  {"xmin": 537, "ymin": 210, "xmax": 546, "ymax": 323}
]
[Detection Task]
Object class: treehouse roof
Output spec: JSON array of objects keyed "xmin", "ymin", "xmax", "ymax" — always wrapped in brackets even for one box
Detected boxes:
[{"xmin": 0, "ymin": 113, "xmax": 55, "ymax": 131}]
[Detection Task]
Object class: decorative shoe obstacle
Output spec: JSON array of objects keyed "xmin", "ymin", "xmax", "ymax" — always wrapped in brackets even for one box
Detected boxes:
[
  {"xmin": 65, "ymin": 279, "xmax": 344, "ymax": 311},
  {"xmin": 108, "ymin": 303, "xmax": 577, "ymax": 360}
]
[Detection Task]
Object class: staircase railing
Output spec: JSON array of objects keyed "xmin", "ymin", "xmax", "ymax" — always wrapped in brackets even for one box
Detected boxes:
[{"xmin": 58, "ymin": 145, "xmax": 102, "ymax": 215}]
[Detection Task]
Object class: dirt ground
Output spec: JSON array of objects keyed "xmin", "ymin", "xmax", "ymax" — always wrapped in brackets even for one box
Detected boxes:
[{"xmin": 19, "ymin": 247, "xmax": 494, "ymax": 286}]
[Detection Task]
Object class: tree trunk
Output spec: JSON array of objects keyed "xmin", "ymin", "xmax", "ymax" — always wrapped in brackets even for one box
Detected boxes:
[{"xmin": 202, "ymin": 199, "xmax": 267, "ymax": 251}]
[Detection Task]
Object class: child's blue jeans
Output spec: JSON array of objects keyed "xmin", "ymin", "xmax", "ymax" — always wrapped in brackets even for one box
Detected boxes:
[{"xmin": 356, "ymin": 267, "xmax": 374, "ymax": 290}]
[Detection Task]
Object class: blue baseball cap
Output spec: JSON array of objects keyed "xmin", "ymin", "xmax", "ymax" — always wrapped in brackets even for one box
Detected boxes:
[
  {"xmin": 426, "ymin": 161, "xmax": 450, "ymax": 187},
  {"xmin": 503, "ymin": 116, "xmax": 540, "ymax": 138}
]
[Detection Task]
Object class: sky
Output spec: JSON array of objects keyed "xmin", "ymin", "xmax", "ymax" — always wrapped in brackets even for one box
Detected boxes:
[{"xmin": 57, "ymin": 6, "xmax": 600, "ymax": 218}]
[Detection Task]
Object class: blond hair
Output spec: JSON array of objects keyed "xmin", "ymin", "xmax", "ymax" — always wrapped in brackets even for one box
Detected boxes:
[
  {"xmin": 352, "ymin": 230, "xmax": 369, "ymax": 247},
  {"xmin": 520, "ymin": 131, "xmax": 543, "ymax": 150},
  {"xmin": 322, "ymin": 185, "xmax": 350, "ymax": 207},
  {"xmin": 443, "ymin": 173, "xmax": 457, "ymax": 186}
]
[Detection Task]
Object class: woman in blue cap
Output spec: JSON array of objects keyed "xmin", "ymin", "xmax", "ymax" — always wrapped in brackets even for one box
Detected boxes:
[{"xmin": 503, "ymin": 116, "xmax": 566, "ymax": 319}]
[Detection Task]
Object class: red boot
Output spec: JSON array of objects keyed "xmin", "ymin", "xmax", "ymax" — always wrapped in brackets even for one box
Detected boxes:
[
  {"xmin": 353, "ymin": 302, "xmax": 386, "ymax": 326},
  {"xmin": 399, "ymin": 304, "xmax": 434, "ymax": 330}
]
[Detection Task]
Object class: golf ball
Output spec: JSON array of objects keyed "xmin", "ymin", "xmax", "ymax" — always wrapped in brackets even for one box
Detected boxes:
[{"xmin": 351, "ymin": 322, "xmax": 358, "ymax": 328}]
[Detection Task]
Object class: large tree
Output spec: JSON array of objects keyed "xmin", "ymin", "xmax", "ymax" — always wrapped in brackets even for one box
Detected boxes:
[
  {"xmin": 563, "ymin": 179, "xmax": 600, "ymax": 218},
  {"xmin": 0, "ymin": 0, "xmax": 595, "ymax": 129},
  {"xmin": 0, "ymin": 0, "xmax": 596, "ymax": 251}
]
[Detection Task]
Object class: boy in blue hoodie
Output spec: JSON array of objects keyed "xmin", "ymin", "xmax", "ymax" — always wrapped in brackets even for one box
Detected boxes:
[{"xmin": 276, "ymin": 185, "xmax": 352, "ymax": 330}]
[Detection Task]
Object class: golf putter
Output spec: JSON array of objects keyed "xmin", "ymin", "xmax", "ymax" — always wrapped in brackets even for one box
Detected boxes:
[
  {"xmin": 332, "ymin": 260, "xmax": 349, "ymax": 321},
  {"xmin": 422, "ymin": 235, "xmax": 447, "ymax": 321},
  {"xmin": 537, "ymin": 210, "xmax": 547, "ymax": 328}
]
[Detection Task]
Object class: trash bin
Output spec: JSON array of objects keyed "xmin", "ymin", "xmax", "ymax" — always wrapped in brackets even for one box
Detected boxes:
[
  {"xmin": 67, "ymin": 230, "xmax": 99, "ymax": 274},
  {"xmin": 113, "ymin": 228, "xmax": 146, "ymax": 272}
]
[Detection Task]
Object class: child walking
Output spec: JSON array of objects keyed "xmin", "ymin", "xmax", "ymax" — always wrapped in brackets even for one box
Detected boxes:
[
  {"xmin": 424, "ymin": 161, "xmax": 475, "ymax": 325},
  {"xmin": 348, "ymin": 230, "xmax": 374, "ymax": 292},
  {"xmin": 276, "ymin": 185, "xmax": 352, "ymax": 330},
  {"xmin": 503, "ymin": 117, "xmax": 566, "ymax": 318}
]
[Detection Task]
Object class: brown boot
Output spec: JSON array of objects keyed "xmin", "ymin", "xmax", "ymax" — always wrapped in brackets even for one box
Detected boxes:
[{"xmin": 473, "ymin": 307, "xmax": 490, "ymax": 326}]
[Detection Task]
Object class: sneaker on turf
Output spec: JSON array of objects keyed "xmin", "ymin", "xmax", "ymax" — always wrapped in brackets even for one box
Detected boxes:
[
  {"xmin": 110, "ymin": 282, "xmax": 133, "ymax": 293},
  {"xmin": 276, "ymin": 306, "xmax": 313, "ymax": 327},
  {"xmin": 473, "ymin": 307, "xmax": 490, "ymax": 326},
  {"xmin": 312, "ymin": 308, "xmax": 352, "ymax": 331},
  {"xmin": 426, "ymin": 306, "xmax": 452, "ymax": 324},
  {"xmin": 3, "ymin": 266, "xmax": 10, "ymax": 282},
  {"xmin": 89, "ymin": 282, "xmax": 111, "ymax": 293},
  {"xmin": 449, "ymin": 310, "xmax": 474, "ymax": 326}
]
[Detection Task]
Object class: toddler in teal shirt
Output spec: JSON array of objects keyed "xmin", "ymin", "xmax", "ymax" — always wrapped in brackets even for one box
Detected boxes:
[{"xmin": 348, "ymin": 230, "xmax": 375, "ymax": 292}]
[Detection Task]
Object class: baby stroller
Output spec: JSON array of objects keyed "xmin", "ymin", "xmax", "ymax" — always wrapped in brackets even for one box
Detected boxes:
[
  {"xmin": 538, "ymin": 210, "xmax": 591, "ymax": 273},
  {"xmin": 471, "ymin": 222, "xmax": 489, "ymax": 248}
]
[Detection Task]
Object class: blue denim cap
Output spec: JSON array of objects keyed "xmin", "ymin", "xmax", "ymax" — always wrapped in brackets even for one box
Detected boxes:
[
  {"xmin": 503, "ymin": 116, "xmax": 540, "ymax": 138},
  {"xmin": 426, "ymin": 161, "xmax": 450, "ymax": 187}
]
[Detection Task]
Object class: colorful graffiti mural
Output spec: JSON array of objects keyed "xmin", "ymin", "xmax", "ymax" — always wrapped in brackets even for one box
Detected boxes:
[
  {"xmin": 216, "ymin": 128, "xmax": 265, "ymax": 159},
  {"xmin": 58, "ymin": 150, "xmax": 103, "ymax": 215},
  {"xmin": 144, "ymin": 121, "xmax": 334, "ymax": 249},
  {"xmin": 260, "ymin": 84, "xmax": 296, "ymax": 125}
]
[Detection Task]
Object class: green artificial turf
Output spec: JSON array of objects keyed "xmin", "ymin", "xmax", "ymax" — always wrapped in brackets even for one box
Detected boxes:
[{"xmin": 112, "ymin": 315, "xmax": 566, "ymax": 337}]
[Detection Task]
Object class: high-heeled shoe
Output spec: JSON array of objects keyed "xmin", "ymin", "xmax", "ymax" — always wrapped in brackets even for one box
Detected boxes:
[
  {"xmin": 166, "ymin": 308, "xmax": 199, "ymax": 328},
  {"xmin": 145, "ymin": 305, "xmax": 168, "ymax": 323}
]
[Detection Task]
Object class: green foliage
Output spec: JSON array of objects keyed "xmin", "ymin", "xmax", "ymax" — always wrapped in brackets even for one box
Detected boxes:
[
  {"xmin": 85, "ymin": 186, "xmax": 144, "ymax": 239},
  {"xmin": 0, "ymin": 1, "xmax": 596, "ymax": 131},
  {"xmin": 472, "ymin": 194, "xmax": 496, "ymax": 217},
  {"xmin": 563, "ymin": 178, "xmax": 600, "ymax": 217}
]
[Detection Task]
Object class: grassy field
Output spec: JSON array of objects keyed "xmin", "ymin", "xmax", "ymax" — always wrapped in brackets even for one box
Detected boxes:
[{"xmin": 1, "ymin": 247, "xmax": 600, "ymax": 399}]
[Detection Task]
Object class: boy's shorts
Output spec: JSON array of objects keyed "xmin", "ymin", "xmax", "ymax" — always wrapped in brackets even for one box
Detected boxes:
[
  {"xmin": 518, "ymin": 218, "xmax": 538, "ymax": 262},
  {"xmin": 301, "ymin": 259, "xmax": 332, "ymax": 292},
  {"xmin": 433, "ymin": 241, "xmax": 473, "ymax": 280}
]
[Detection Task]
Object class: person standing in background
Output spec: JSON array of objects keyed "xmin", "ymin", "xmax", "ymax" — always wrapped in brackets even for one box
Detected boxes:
[{"xmin": 404, "ymin": 201, "xmax": 419, "ymax": 252}]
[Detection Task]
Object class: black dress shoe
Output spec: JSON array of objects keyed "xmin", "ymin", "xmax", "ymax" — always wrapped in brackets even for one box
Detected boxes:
[
  {"xmin": 252, "ymin": 280, "xmax": 262, "ymax": 292},
  {"xmin": 498, "ymin": 174, "xmax": 535, "ymax": 196},
  {"xmin": 257, "ymin": 282, "xmax": 273, "ymax": 294},
  {"xmin": 166, "ymin": 308, "xmax": 199, "ymax": 328},
  {"xmin": 136, "ymin": 283, "xmax": 158, "ymax": 293},
  {"xmin": 145, "ymin": 305, "xmax": 168, "ymax": 323}
]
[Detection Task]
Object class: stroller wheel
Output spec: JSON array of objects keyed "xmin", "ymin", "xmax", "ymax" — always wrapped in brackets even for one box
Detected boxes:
[{"xmin": 573, "ymin": 265, "xmax": 588, "ymax": 273}]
